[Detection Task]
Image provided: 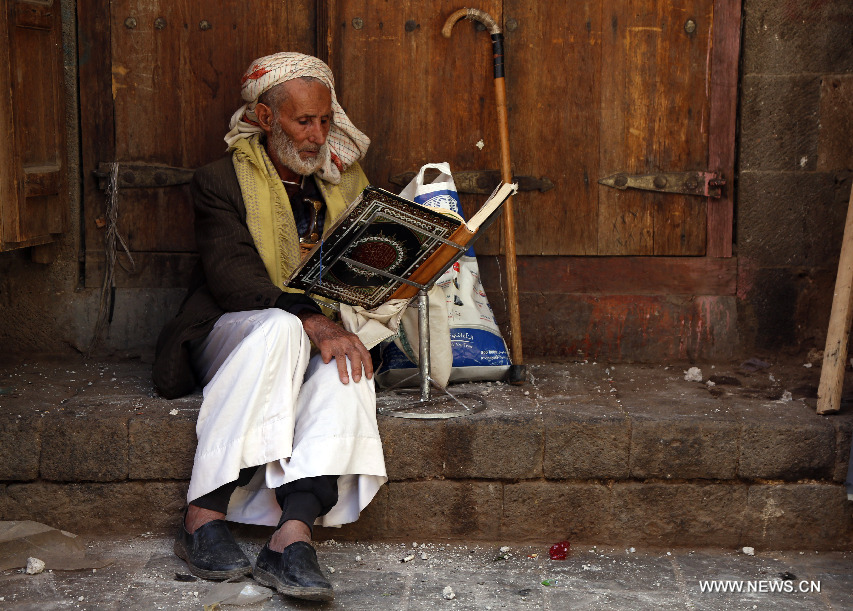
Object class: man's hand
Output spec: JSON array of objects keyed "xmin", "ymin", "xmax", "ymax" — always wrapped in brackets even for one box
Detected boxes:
[{"xmin": 297, "ymin": 312, "xmax": 373, "ymax": 384}]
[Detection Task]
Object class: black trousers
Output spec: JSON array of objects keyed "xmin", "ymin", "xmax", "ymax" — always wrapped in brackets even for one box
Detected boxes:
[{"xmin": 192, "ymin": 467, "xmax": 338, "ymax": 530}]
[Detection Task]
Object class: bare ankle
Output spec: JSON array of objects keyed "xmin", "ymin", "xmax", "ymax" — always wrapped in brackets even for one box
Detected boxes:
[
  {"xmin": 268, "ymin": 520, "xmax": 311, "ymax": 552},
  {"xmin": 185, "ymin": 505, "xmax": 226, "ymax": 534}
]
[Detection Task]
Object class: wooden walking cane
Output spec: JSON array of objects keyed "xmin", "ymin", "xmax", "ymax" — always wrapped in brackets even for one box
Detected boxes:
[
  {"xmin": 817, "ymin": 182, "xmax": 853, "ymax": 414},
  {"xmin": 442, "ymin": 8, "xmax": 526, "ymax": 384}
]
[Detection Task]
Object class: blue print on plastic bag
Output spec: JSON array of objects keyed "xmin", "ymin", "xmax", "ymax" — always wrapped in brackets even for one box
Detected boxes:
[
  {"xmin": 376, "ymin": 328, "xmax": 511, "ymax": 376},
  {"xmin": 450, "ymin": 328, "xmax": 512, "ymax": 367},
  {"xmin": 377, "ymin": 343, "xmax": 417, "ymax": 373},
  {"xmin": 415, "ymin": 189, "xmax": 475, "ymax": 257}
]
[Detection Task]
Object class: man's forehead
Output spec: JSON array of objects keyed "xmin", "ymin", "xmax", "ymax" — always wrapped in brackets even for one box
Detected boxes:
[{"xmin": 279, "ymin": 79, "xmax": 331, "ymax": 113}]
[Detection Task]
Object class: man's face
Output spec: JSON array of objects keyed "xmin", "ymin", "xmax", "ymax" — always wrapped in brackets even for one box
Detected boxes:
[{"xmin": 264, "ymin": 79, "xmax": 332, "ymax": 176}]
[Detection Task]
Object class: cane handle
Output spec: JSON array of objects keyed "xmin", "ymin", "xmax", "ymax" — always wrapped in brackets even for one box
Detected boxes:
[{"xmin": 442, "ymin": 7, "xmax": 501, "ymax": 37}]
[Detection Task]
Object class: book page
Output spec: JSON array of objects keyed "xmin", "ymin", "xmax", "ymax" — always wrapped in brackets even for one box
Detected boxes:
[{"xmin": 466, "ymin": 182, "xmax": 518, "ymax": 232}]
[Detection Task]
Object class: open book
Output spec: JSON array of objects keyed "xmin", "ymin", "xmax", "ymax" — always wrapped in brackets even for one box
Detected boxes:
[{"xmin": 287, "ymin": 182, "xmax": 517, "ymax": 308}]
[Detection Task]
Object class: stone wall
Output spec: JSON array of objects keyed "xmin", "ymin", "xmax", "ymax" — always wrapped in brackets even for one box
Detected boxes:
[{"xmin": 737, "ymin": 0, "xmax": 853, "ymax": 353}]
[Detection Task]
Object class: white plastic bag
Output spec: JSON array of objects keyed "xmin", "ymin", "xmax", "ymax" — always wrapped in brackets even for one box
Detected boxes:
[{"xmin": 377, "ymin": 163, "xmax": 511, "ymax": 386}]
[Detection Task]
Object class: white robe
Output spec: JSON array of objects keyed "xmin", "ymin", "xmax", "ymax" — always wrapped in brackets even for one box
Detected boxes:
[{"xmin": 187, "ymin": 308, "xmax": 387, "ymax": 528}]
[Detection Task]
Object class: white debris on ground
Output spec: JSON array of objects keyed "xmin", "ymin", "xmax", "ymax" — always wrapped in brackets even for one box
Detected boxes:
[
  {"xmin": 442, "ymin": 585, "xmax": 456, "ymax": 600},
  {"xmin": 779, "ymin": 391, "xmax": 793, "ymax": 402},
  {"xmin": 25, "ymin": 557, "xmax": 45, "ymax": 575},
  {"xmin": 742, "ymin": 546, "xmax": 755, "ymax": 556},
  {"xmin": 684, "ymin": 367, "xmax": 703, "ymax": 382}
]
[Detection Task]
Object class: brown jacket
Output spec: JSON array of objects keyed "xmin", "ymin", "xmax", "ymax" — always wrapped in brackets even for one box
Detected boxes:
[{"xmin": 152, "ymin": 156, "xmax": 318, "ymax": 399}]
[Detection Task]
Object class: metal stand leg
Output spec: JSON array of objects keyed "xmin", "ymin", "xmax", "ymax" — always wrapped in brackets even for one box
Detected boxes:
[
  {"xmin": 375, "ymin": 287, "xmax": 486, "ymax": 419},
  {"xmin": 418, "ymin": 289, "xmax": 431, "ymax": 401}
]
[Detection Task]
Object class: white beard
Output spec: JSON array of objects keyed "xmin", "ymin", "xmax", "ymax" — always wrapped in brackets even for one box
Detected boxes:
[{"xmin": 269, "ymin": 121, "xmax": 327, "ymax": 176}]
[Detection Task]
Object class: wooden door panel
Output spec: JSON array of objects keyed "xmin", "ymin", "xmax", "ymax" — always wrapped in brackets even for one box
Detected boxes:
[
  {"xmin": 1, "ymin": 0, "xmax": 67, "ymax": 250},
  {"xmin": 598, "ymin": 0, "xmax": 712, "ymax": 255},
  {"xmin": 327, "ymin": 0, "xmax": 504, "ymax": 253},
  {"xmin": 80, "ymin": 0, "xmax": 737, "ymax": 286},
  {"xmin": 83, "ymin": 0, "xmax": 315, "ymax": 285},
  {"xmin": 105, "ymin": 0, "xmax": 316, "ymax": 255},
  {"xmin": 503, "ymin": 1, "xmax": 601, "ymax": 256},
  {"xmin": 116, "ymin": 192, "xmax": 196, "ymax": 252}
]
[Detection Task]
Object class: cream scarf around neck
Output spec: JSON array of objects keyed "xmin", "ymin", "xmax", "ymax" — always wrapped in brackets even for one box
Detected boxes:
[{"xmin": 230, "ymin": 134, "xmax": 363, "ymax": 291}]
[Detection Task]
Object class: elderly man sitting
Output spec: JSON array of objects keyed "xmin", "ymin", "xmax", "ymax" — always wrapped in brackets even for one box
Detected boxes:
[{"xmin": 153, "ymin": 52, "xmax": 387, "ymax": 603}]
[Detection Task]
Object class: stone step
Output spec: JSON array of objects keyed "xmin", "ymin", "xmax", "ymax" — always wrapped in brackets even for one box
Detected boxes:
[{"xmin": 1, "ymin": 357, "xmax": 851, "ymax": 550}]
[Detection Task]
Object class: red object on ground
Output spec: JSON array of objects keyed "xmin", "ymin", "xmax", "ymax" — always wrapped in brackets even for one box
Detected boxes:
[{"xmin": 549, "ymin": 540, "xmax": 570, "ymax": 560}]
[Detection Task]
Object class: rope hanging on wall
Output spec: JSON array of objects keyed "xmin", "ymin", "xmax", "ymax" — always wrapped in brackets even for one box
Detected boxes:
[{"xmin": 87, "ymin": 162, "xmax": 136, "ymax": 355}]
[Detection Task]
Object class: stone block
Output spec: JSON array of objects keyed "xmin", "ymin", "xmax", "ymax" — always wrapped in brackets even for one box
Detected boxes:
[
  {"xmin": 544, "ymin": 413, "xmax": 630, "ymax": 480},
  {"xmin": 740, "ymin": 75, "xmax": 821, "ymax": 172},
  {"xmin": 378, "ymin": 417, "xmax": 446, "ymax": 481},
  {"xmin": 501, "ymin": 481, "xmax": 611, "ymax": 541},
  {"xmin": 610, "ymin": 482, "xmax": 747, "ymax": 547},
  {"xmin": 41, "ymin": 416, "xmax": 129, "ymax": 482},
  {"xmin": 443, "ymin": 412, "xmax": 542, "ymax": 479},
  {"xmin": 0, "ymin": 416, "xmax": 42, "ymax": 481},
  {"xmin": 128, "ymin": 416, "xmax": 196, "ymax": 480},
  {"xmin": 0, "ymin": 481, "xmax": 187, "ymax": 533},
  {"xmin": 386, "ymin": 481, "xmax": 502, "ymax": 540},
  {"xmin": 817, "ymin": 75, "xmax": 853, "ymax": 172},
  {"xmin": 629, "ymin": 419, "xmax": 738, "ymax": 480},
  {"xmin": 739, "ymin": 419, "xmax": 835, "ymax": 480},
  {"xmin": 742, "ymin": 0, "xmax": 853, "ymax": 75},
  {"xmin": 744, "ymin": 484, "xmax": 852, "ymax": 550},
  {"xmin": 832, "ymin": 419, "xmax": 853, "ymax": 483},
  {"xmin": 315, "ymin": 485, "xmax": 388, "ymax": 542},
  {"xmin": 737, "ymin": 171, "xmax": 846, "ymax": 267}
]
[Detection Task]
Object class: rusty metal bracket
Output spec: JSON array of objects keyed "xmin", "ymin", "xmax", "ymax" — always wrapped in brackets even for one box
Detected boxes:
[
  {"xmin": 598, "ymin": 171, "xmax": 725, "ymax": 198},
  {"xmin": 94, "ymin": 162, "xmax": 194, "ymax": 191},
  {"xmin": 389, "ymin": 169, "xmax": 553, "ymax": 195}
]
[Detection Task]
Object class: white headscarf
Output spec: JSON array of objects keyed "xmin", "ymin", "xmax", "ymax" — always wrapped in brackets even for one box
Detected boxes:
[{"xmin": 225, "ymin": 52, "xmax": 370, "ymax": 184}]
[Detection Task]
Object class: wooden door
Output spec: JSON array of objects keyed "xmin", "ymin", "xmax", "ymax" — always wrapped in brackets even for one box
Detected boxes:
[
  {"xmin": 79, "ymin": 0, "xmax": 739, "ymax": 287},
  {"xmin": 0, "ymin": 0, "xmax": 67, "ymax": 254},
  {"xmin": 79, "ymin": 0, "xmax": 317, "ymax": 287},
  {"xmin": 327, "ymin": 0, "xmax": 736, "ymax": 259}
]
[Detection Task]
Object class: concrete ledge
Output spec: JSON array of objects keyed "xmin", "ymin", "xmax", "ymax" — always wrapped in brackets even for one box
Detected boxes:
[{"xmin": 2, "ymin": 357, "xmax": 853, "ymax": 549}]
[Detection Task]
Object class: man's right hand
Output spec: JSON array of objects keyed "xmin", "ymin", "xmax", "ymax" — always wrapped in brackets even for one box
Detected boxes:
[{"xmin": 297, "ymin": 312, "xmax": 373, "ymax": 384}]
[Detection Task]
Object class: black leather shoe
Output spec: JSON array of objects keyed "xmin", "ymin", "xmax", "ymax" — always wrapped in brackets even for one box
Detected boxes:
[
  {"xmin": 253, "ymin": 541, "xmax": 334, "ymax": 602},
  {"xmin": 173, "ymin": 519, "xmax": 252, "ymax": 580}
]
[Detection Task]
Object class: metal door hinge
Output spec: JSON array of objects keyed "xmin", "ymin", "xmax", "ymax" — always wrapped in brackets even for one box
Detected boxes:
[
  {"xmin": 94, "ymin": 162, "xmax": 194, "ymax": 191},
  {"xmin": 598, "ymin": 171, "xmax": 725, "ymax": 198}
]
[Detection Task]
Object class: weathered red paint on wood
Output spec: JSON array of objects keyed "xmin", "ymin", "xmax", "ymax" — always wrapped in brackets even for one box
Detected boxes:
[
  {"xmin": 485, "ymin": 292, "xmax": 738, "ymax": 361},
  {"xmin": 706, "ymin": 0, "xmax": 741, "ymax": 258},
  {"xmin": 479, "ymin": 256, "xmax": 737, "ymax": 296}
]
